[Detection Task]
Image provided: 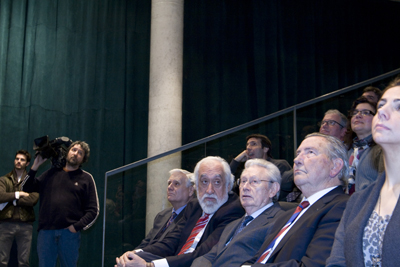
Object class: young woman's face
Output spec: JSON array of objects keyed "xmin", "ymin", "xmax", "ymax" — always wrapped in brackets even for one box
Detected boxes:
[{"xmin": 373, "ymin": 86, "xmax": 400, "ymax": 146}]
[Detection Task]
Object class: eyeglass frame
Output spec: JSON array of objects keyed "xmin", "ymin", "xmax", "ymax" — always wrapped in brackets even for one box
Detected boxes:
[
  {"xmin": 237, "ymin": 178, "xmax": 275, "ymax": 187},
  {"xmin": 317, "ymin": 120, "xmax": 345, "ymax": 129},
  {"xmin": 351, "ymin": 109, "xmax": 375, "ymax": 117}
]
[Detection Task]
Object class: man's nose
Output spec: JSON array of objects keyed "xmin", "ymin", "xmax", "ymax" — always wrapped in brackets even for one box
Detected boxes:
[{"xmin": 206, "ymin": 183, "xmax": 215, "ymax": 194}]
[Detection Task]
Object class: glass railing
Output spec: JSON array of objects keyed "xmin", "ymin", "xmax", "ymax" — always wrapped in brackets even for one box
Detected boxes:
[{"xmin": 101, "ymin": 68, "xmax": 400, "ymax": 266}]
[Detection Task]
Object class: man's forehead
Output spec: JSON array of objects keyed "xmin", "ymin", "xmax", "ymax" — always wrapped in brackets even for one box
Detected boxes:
[
  {"xmin": 71, "ymin": 144, "xmax": 84, "ymax": 151},
  {"xmin": 169, "ymin": 172, "xmax": 186, "ymax": 181},
  {"xmin": 241, "ymin": 165, "xmax": 265, "ymax": 178},
  {"xmin": 247, "ymin": 137, "xmax": 261, "ymax": 144},
  {"xmin": 199, "ymin": 160, "xmax": 224, "ymax": 177},
  {"xmin": 323, "ymin": 113, "xmax": 340, "ymax": 121},
  {"xmin": 297, "ymin": 136, "xmax": 327, "ymax": 152},
  {"xmin": 15, "ymin": 154, "xmax": 27, "ymax": 160}
]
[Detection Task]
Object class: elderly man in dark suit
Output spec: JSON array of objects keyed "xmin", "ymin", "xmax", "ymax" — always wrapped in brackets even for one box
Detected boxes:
[
  {"xmin": 191, "ymin": 159, "xmax": 284, "ymax": 267},
  {"xmin": 241, "ymin": 132, "xmax": 349, "ymax": 267},
  {"xmin": 116, "ymin": 156, "xmax": 245, "ymax": 267},
  {"xmin": 136, "ymin": 169, "xmax": 195, "ymax": 249}
]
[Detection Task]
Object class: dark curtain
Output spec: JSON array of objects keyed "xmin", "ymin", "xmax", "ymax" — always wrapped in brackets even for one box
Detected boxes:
[
  {"xmin": 0, "ymin": 0, "xmax": 150, "ymax": 266},
  {"xmin": 2, "ymin": 0, "xmax": 400, "ymax": 266},
  {"xmin": 182, "ymin": 0, "xmax": 400, "ymax": 159}
]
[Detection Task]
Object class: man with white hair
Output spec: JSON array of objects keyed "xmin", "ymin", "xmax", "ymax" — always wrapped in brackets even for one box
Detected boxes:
[
  {"xmin": 136, "ymin": 169, "xmax": 195, "ymax": 249},
  {"xmin": 191, "ymin": 159, "xmax": 284, "ymax": 267},
  {"xmin": 116, "ymin": 156, "xmax": 244, "ymax": 267},
  {"xmin": 241, "ymin": 132, "xmax": 349, "ymax": 266}
]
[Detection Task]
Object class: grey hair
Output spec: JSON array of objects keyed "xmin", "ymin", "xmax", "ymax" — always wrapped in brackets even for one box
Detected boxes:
[
  {"xmin": 324, "ymin": 109, "xmax": 348, "ymax": 128},
  {"xmin": 304, "ymin": 132, "xmax": 349, "ymax": 185},
  {"xmin": 194, "ymin": 156, "xmax": 234, "ymax": 193},
  {"xmin": 244, "ymin": 159, "xmax": 282, "ymax": 201},
  {"xmin": 169, "ymin": 169, "xmax": 194, "ymax": 187}
]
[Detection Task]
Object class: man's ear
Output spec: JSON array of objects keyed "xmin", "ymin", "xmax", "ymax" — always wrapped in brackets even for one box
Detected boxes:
[
  {"xmin": 26, "ymin": 162, "xmax": 30, "ymax": 167},
  {"xmin": 340, "ymin": 127, "xmax": 347, "ymax": 140},
  {"xmin": 188, "ymin": 185, "xmax": 195, "ymax": 197},
  {"xmin": 330, "ymin": 158, "xmax": 344, "ymax": 178},
  {"xmin": 269, "ymin": 181, "xmax": 280, "ymax": 199},
  {"xmin": 263, "ymin": 147, "xmax": 269, "ymax": 157}
]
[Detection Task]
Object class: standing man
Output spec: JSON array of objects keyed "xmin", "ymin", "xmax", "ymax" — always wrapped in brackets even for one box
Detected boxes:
[
  {"xmin": 116, "ymin": 156, "xmax": 244, "ymax": 267},
  {"xmin": 319, "ymin": 109, "xmax": 348, "ymax": 141},
  {"xmin": 191, "ymin": 159, "xmax": 283, "ymax": 267},
  {"xmin": 0, "ymin": 150, "xmax": 39, "ymax": 267},
  {"xmin": 136, "ymin": 169, "xmax": 195, "ymax": 249},
  {"xmin": 22, "ymin": 141, "xmax": 99, "ymax": 267},
  {"xmin": 230, "ymin": 134, "xmax": 292, "ymax": 200},
  {"xmin": 241, "ymin": 133, "xmax": 349, "ymax": 267}
]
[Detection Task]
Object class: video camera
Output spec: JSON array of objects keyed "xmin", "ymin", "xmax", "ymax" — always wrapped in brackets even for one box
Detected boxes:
[{"xmin": 33, "ymin": 136, "xmax": 73, "ymax": 169}]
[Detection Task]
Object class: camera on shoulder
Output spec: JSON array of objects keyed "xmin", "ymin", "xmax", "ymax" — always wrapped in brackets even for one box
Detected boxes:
[{"xmin": 33, "ymin": 136, "xmax": 73, "ymax": 168}]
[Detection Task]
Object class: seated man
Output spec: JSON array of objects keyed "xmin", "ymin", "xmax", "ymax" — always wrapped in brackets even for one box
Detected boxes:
[
  {"xmin": 230, "ymin": 134, "xmax": 292, "ymax": 200},
  {"xmin": 361, "ymin": 86, "xmax": 382, "ymax": 104},
  {"xmin": 242, "ymin": 132, "xmax": 349, "ymax": 266},
  {"xmin": 319, "ymin": 109, "xmax": 348, "ymax": 141},
  {"xmin": 116, "ymin": 156, "xmax": 245, "ymax": 267},
  {"xmin": 191, "ymin": 159, "xmax": 284, "ymax": 267},
  {"xmin": 136, "ymin": 169, "xmax": 195, "ymax": 249}
]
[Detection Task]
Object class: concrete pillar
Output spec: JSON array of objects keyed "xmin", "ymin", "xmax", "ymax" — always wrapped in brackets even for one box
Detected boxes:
[{"xmin": 146, "ymin": 0, "xmax": 184, "ymax": 233}]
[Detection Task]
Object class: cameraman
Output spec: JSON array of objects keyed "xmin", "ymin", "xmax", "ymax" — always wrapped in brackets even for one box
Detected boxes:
[{"xmin": 22, "ymin": 141, "xmax": 99, "ymax": 267}]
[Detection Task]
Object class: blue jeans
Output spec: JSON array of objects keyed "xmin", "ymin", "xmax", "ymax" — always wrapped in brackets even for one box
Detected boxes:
[{"xmin": 37, "ymin": 229, "xmax": 81, "ymax": 267}]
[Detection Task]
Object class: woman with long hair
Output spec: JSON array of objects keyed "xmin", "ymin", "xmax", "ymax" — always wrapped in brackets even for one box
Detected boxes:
[{"xmin": 327, "ymin": 77, "xmax": 400, "ymax": 267}]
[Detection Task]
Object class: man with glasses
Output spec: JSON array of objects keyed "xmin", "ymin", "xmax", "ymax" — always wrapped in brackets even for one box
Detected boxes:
[
  {"xmin": 319, "ymin": 109, "xmax": 348, "ymax": 141},
  {"xmin": 190, "ymin": 159, "xmax": 283, "ymax": 267},
  {"xmin": 241, "ymin": 133, "xmax": 349, "ymax": 267}
]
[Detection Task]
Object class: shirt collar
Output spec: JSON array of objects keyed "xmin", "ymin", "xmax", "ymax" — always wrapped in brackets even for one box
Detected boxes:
[{"xmin": 302, "ymin": 186, "xmax": 339, "ymax": 206}]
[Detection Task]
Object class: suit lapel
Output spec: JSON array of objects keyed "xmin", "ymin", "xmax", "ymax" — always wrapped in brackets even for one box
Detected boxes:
[{"xmin": 267, "ymin": 187, "xmax": 343, "ymax": 259}]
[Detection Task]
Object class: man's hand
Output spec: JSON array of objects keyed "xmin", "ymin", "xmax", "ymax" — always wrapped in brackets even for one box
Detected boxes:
[
  {"xmin": 234, "ymin": 150, "xmax": 248, "ymax": 162},
  {"xmin": 19, "ymin": 191, "xmax": 29, "ymax": 198},
  {"xmin": 115, "ymin": 252, "xmax": 147, "ymax": 267},
  {"xmin": 31, "ymin": 154, "xmax": 48, "ymax": 171},
  {"xmin": 67, "ymin": 225, "xmax": 77, "ymax": 233}
]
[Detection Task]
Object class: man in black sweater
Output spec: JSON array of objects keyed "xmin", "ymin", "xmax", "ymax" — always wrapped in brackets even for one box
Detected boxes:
[{"xmin": 22, "ymin": 141, "xmax": 99, "ymax": 267}]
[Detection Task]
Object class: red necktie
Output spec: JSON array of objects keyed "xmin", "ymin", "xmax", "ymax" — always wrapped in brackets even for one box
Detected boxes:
[
  {"xmin": 178, "ymin": 213, "xmax": 210, "ymax": 255},
  {"xmin": 257, "ymin": 201, "xmax": 310, "ymax": 263}
]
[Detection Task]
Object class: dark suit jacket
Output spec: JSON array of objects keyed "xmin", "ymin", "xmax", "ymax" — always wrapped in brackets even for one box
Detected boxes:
[
  {"xmin": 244, "ymin": 186, "xmax": 349, "ymax": 267},
  {"xmin": 136, "ymin": 207, "xmax": 184, "ymax": 249},
  {"xmin": 191, "ymin": 202, "xmax": 283, "ymax": 267},
  {"xmin": 139, "ymin": 193, "xmax": 244, "ymax": 267}
]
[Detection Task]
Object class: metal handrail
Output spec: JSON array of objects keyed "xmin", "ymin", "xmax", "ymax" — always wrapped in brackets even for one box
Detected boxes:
[{"xmin": 101, "ymin": 67, "xmax": 400, "ymax": 266}]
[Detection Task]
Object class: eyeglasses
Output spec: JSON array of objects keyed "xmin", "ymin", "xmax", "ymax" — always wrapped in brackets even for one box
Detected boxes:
[
  {"xmin": 351, "ymin": 109, "xmax": 375, "ymax": 117},
  {"xmin": 318, "ymin": 120, "xmax": 344, "ymax": 128},
  {"xmin": 238, "ymin": 178, "xmax": 275, "ymax": 187}
]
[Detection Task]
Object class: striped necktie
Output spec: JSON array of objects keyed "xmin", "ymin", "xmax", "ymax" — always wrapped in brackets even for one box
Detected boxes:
[
  {"xmin": 257, "ymin": 201, "xmax": 310, "ymax": 263},
  {"xmin": 178, "ymin": 213, "xmax": 210, "ymax": 255}
]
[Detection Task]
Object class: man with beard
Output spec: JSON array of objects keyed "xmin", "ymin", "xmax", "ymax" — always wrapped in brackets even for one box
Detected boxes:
[
  {"xmin": 22, "ymin": 141, "xmax": 99, "ymax": 267},
  {"xmin": 116, "ymin": 156, "xmax": 244, "ymax": 267},
  {"xmin": 190, "ymin": 159, "xmax": 284, "ymax": 267},
  {"xmin": 0, "ymin": 150, "xmax": 39, "ymax": 267}
]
